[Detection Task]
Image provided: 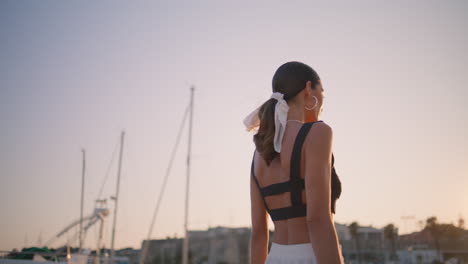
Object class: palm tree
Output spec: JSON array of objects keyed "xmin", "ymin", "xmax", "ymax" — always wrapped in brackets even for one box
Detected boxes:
[
  {"xmin": 425, "ymin": 216, "xmax": 442, "ymax": 262},
  {"xmin": 383, "ymin": 223, "xmax": 398, "ymax": 262},
  {"xmin": 348, "ymin": 222, "xmax": 362, "ymax": 264},
  {"xmin": 458, "ymin": 215, "xmax": 465, "ymax": 229}
]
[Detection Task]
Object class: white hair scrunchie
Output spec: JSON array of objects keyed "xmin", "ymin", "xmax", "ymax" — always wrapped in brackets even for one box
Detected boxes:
[{"xmin": 243, "ymin": 92, "xmax": 289, "ymax": 153}]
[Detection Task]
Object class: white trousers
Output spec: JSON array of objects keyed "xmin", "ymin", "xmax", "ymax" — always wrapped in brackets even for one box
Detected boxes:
[{"xmin": 265, "ymin": 242, "xmax": 318, "ymax": 264}]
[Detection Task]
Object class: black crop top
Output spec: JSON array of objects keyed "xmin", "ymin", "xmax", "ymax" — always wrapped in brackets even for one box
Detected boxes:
[{"xmin": 251, "ymin": 121, "xmax": 342, "ymax": 221}]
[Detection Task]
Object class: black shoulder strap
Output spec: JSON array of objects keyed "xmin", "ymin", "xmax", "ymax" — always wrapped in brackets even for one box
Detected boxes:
[
  {"xmin": 251, "ymin": 150, "xmax": 270, "ymax": 212},
  {"xmin": 289, "ymin": 121, "xmax": 322, "ymax": 205}
]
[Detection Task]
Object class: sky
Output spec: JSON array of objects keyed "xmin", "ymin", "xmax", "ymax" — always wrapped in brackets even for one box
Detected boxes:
[{"xmin": 1, "ymin": 0, "xmax": 467, "ymax": 251}]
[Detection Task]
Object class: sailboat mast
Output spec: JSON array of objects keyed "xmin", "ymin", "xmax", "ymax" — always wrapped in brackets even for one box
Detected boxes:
[
  {"xmin": 111, "ymin": 131, "xmax": 125, "ymax": 264},
  {"xmin": 79, "ymin": 149, "xmax": 86, "ymax": 252},
  {"xmin": 182, "ymin": 86, "xmax": 195, "ymax": 264}
]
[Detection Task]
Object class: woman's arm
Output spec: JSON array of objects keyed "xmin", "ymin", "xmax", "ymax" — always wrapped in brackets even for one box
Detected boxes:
[
  {"xmin": 250, "ymin": 170, "xmax": 269, "ymax": 263},
  {"xmin": 304, "ymin": 122, "xmax": 344, "ymax": 264}
]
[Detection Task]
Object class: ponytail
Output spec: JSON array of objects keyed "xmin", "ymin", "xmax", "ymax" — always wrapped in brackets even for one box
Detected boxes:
[{"xmin": 253, "ymin": 98, "xmax": 278, "ymax": 166}]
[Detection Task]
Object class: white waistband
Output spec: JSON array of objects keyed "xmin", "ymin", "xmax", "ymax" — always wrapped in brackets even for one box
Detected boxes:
[{"xmin": 269, "ymin": 242, "xmax": 316, "ymax": 257}]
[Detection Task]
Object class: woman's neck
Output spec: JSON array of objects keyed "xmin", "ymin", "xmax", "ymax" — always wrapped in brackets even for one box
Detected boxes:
[{"xmin": 287, "ymin": 105, "xmax": 318, "ymax": 123}]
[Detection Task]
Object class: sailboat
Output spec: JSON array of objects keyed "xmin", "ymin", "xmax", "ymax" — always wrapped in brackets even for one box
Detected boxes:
[
  {"xmin": 1, "ymin": 132, "xmax": 126, "ymax": 264},
  {"xmin": 139, "ymin": 86, "xmax": 195, "ymax": 264}
]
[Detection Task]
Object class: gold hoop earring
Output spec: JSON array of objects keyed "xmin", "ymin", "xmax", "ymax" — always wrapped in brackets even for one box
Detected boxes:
[{"xmin": 305, "ymin": 96, "xmax": 318, "ymax": 110}]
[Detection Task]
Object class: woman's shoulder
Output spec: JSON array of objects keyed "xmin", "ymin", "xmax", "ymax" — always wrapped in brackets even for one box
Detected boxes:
[
  {"xmin": 307, "ymin": 121, "xmax": 333, "ymax": 141},
  {"xmin": 302, "ymin": 121, "xmax": 333, "ymax": 159}
]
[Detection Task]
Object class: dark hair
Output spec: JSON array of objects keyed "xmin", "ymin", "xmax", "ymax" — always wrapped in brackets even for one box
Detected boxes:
[{"xmin": 253, "ymin": 61, "xmax": 321, "ymax": 166}]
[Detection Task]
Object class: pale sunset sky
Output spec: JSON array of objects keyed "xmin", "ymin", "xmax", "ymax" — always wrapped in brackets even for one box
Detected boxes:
[{"xmin": 1, "ymin": 0, "xmax": 467, "ymax": 251}]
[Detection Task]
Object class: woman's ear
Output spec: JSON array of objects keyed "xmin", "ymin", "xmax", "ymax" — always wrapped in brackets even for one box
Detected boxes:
[{"xmin": 305, "ymin": 81, "xmax": 313, "ymax": 95}]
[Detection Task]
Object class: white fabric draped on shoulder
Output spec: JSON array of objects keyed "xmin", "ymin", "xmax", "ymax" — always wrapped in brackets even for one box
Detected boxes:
[{"xmin": 243, "ymin": 92, "xmax": 289, "ymax": 153}]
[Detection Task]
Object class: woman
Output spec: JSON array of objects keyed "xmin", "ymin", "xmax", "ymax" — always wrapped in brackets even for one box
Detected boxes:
[{"xmin": 244, "ymin": 61, "xmax": 344, "ymax": 264}]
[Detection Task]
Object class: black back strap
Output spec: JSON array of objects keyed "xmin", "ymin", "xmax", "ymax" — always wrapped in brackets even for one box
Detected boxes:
[
  {"xmin": 251, "ymin": 150, "xmax": 270, "ymax": 212},
  {"xmin": 289, "ymin": 121, "xmax": 321, "ymax": 205},
  {"xmin": 269, "ymin": 204, "xmax": 307, "ymax": 221},
  {"xmin": 259, "ymin": 179, "xmax": 304, "ymax": 197}
]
